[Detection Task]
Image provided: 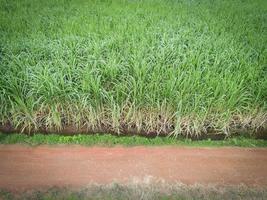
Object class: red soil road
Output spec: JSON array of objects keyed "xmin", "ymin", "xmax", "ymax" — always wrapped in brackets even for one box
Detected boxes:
[{"xmin": 0, "ymin": 145, "xmax": 267, "ymax": 191}]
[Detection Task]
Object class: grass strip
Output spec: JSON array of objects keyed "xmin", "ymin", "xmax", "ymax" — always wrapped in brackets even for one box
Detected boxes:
[
  {"xmin": 0, "ymin": 133, "xmax": 266, "ymax": 147},
  {"xmin": 1, "ymin": 183, "xmax": 267, "ymax": 200}
]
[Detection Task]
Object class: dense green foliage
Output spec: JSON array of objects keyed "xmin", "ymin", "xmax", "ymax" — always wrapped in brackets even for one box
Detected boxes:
[
  {"xmin": 1, "ymin": 133, "xmax": 267, "ymax": 147},
  {"xmin": 0, "ymin": 0, "xmax": 266, "ymax": 136}
]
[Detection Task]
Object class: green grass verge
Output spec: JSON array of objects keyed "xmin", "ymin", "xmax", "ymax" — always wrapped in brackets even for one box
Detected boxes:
[
  {"xmin": 0, "ymin": 133, "xmax": 267, "ymax": 147},
  {"xmin": 1, "ymin": 184, "xmax": 267, "ymax": 200},
  {"xmin": 0, "ymin": 0, "xmax": 266, "ymax": 136}
]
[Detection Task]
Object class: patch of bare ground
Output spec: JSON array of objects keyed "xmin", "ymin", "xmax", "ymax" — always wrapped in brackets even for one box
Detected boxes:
[{"xmin": 0, "ymin": 145, "xmax": 267, "ymax": 193}]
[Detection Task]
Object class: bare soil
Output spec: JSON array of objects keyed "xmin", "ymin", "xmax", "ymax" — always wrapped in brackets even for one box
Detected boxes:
[{"xmin": 0, "ymin": 145, "xmax": 267, "ymax": 192}]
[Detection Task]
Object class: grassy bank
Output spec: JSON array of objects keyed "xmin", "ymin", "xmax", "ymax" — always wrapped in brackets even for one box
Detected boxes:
[
  {"xmin": 0, "ymin": 0, "xmax": 266, "ymax": 137},
  {"xmin": 1, "ymin": 183, "xmax": 267, "ymax": 200},
  {"xmin": 0, "ymin": 133, "xmax": 267, "ymax": 147}
]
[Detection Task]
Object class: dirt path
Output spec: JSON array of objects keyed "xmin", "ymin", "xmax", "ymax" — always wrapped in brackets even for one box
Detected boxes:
[{"xmin": 0, "ymin": 145, "xmax": 267, "ymax": 191}]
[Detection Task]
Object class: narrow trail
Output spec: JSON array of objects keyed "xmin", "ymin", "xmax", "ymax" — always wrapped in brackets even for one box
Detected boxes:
[{"xmin": 0, "ymin": 145, "xmax": 267, "ymax": 191}]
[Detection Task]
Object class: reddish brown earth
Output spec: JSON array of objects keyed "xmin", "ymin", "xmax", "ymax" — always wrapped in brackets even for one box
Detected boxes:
[{"xmin": 0, "ymin": 145, "xmax": 267, "ymax": 191}]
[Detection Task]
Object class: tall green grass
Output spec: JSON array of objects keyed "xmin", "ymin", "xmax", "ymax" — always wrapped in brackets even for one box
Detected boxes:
[{"xmin": 0, "ymin": 0, "xmax": 266, "ymax": 136}]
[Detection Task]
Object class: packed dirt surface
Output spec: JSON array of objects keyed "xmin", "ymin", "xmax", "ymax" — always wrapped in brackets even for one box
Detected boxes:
[{"xmin": 0, "ymin": 145, "xmax": 267, "ymax": 191}]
